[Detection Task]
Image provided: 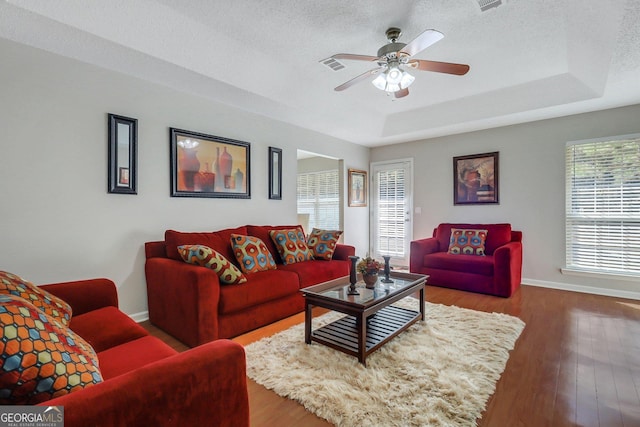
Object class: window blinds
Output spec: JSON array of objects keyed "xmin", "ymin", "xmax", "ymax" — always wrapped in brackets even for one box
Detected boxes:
[
  {"xmin": 297, "ymin": 170, "xmax": 340, "ymax": 230},
  {"xmin": 375, "ymin": 167, "xmax": 406, "ymax": 257},
  {"xmin": 565, "ymin": 136, "xmax": 640, "ymax": 275}
]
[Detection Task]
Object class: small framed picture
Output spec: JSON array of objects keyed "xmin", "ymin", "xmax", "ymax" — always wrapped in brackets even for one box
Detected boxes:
[
  {"xmin": 453, "ymin": 151, "xmax": 499, "ymax": 205},
  {"xmin": 348, "ymin": 169, "xmax": 367, "ymax": 207},
  {"xmin": 268, "ymin": 147, "xmax": 282, "ymax": 200}
]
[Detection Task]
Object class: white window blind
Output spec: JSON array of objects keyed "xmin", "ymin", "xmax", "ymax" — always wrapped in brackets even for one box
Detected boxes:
[
  {"xmin": 565, "ymin": 135, "xmax": 640, "ymax": 276},
  {"xmin": 297, "ymin": 170, "xmax": 340, "ymax": 230},
  {"xmin": 375, "ymin": 167, "xmax": 406, "ymax": 257}
]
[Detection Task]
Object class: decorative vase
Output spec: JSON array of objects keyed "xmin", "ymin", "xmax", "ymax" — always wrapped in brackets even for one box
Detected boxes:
[
  {"xmin": 178, "ymin": 148, "xmax": 200, "ymax": 191},
  {"xmin": 363, "ymin": 272, "xmax": 378, "ymax": 288}
]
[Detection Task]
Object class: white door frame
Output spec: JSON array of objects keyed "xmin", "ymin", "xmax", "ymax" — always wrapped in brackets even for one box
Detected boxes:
[{"xmin": 370, "ymin": 158, "xmax": 414, "ymax": 267}]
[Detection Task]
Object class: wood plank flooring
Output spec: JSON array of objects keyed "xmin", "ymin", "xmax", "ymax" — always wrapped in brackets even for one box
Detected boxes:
[{"xmin": 141, "ymin": 284, "xmax": 640, "ymax": 426}]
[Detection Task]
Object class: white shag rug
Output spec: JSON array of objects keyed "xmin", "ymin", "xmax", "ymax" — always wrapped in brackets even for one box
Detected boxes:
[{"xmin": 244, "ymin": 298, "xmax": 525, "ymax": 427}]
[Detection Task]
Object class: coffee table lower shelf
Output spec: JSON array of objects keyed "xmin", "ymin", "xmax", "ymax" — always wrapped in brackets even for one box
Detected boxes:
[{"xmin": 310, "ymin": 305, "xmax": 420, "ymax": 361}]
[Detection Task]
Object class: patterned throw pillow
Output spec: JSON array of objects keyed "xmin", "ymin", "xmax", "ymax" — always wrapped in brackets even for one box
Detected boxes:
[
  {"xmin": 177, "ymin": 245, "xmax": 248, "ymax": 285},
  {"xmin": 0, "ymin": 271, "xmax": 72, "ymax": 326},
  {"xmin": 269, "ymin": 228, "xmax": 314, "ymax": 265},
  {"xmin": 447, "ymin": 229, "xmax": 488, "ymax": 256},
  {"xmin": 0, "ymin": 294, "xmax": 103, "ymax": 404},
  {"xmin": 306, "ymin": 228, "xmax": 343, "ymax": 261},
  {"xmin": 230, "ymin": 234, "xmax": 277, "ymax": 274}
]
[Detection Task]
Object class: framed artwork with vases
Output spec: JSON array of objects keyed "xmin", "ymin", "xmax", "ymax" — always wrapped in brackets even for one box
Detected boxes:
[{"xmin": 169, "ymin": 128, "xmax": 251, "ymax": 198}]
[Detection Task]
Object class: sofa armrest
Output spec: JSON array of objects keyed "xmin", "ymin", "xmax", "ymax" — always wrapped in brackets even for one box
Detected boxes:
[
  {"xmin": 332, "ymin": 244, "xmax": 356, "ymax": 260},
  {"xmin": 42, "ymin": 339, "xmax": 249, "ymax": 427},
  {"xmin": 410, "ymin": 238, "xmax": 440, "ymax": 272},
  {"xmin": 493, "ymin": 241, "xmax": 523, "ymax": 297},
  {"xmin": 145, "ymin": 258, "xmax": 221, "ymax": 347},
  {"xmin": 40, "ymin": 279, "xmax": 118, "ymax": 316}
]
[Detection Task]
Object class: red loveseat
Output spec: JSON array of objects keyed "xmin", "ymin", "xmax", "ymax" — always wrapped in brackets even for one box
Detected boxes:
[
  {"xmin": 145, "ymin": 225, "xmax": 355, "ymax": 347},
  {"xmin": 35, "ymin": 278, "xmax": 249, "ymax": 426},
  {"xmin": 410, "ymin": 223, "xmax": 522, "ymax": 297}
]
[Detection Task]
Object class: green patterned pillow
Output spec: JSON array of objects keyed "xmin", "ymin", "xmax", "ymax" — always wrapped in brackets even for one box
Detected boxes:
[
  {"xmin": 0, "ymin": 271, "xmax": 72, "ymax": 326},
  {"xmin": 0, "ymin": 294, "xmax": 102, "ymax": 404},
  {"xmin": 306, "ymin": 228, "xmax": 343, "ymax": 260},
  {"xmin": 269, "ymin": 228, "xmax": 314, "ymax": 265},
  {"xmin": 230, "ymin": 234, "xmax": 277, "ymax": 274},
  {"xmin": 177, "ymin": 245, "xmax": 247, "ymax": 284}
]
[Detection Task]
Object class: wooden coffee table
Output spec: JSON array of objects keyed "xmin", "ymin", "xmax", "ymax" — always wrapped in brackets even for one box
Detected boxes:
[{"xmin": 301, "ymin": 271, "xmax": 427, "ymax": 366}]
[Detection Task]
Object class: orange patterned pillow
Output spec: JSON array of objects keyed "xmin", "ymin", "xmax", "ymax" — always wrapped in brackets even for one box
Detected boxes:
[
  {"xmin": 447, "ymin": 229, "xmax": 488, "ymax": 256},
  {"xmin": 177, "ymin": 245, "xmax": 247, "ymax": 284},
  {"xmin": 269, "ymin": 228, "xmax": 314, "ymax": 264},
  {"xmin": 230, "ymin": 234, "xmax": 277, "ymax": 274},
  {"xmin": 0, "ymin": 294, "xmax": 102, "ymax": 404},
  {"xmin": 306, "ymin": 228, "xmax": 343, "ymax": 260},
  {"xmin": 0, "ymin": 271, "xmax": 72, "ymax": 326}
]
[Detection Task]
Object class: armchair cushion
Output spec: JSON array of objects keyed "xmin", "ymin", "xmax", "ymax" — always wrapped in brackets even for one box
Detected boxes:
[
  {"xmin": 0, "ymin": 271, "xmax": 72, "ymax": 326},
  {"xmin": 69, "ymin": 307, "xmax": 148, "ymax": 353},
  {"xmin": 0, "ymin": 294, "xmax": 102, "ymax": 405},
  {"xmin": 447, "ymin": 228, "xmax": 488, "ymax": 256}
]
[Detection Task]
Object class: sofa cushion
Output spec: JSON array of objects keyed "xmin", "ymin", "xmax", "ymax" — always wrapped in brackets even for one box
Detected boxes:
[
  {"xmin": 246, "ymin": 225, "xmax": 302, "ymax": 263},
  {"xmin": 164, "ymin": 226, "xmax": 248, "ymax": 263},
  {"xmin": 423, "ymin": 252, "xmax": 495, "ymax": 276},
  {"xmin": 269, "ymin": 228, "xmax": 314, "ymax": 265},
  {"xmin": 0, "ymin": 294, "xmax": 102, "ymax": 404},
  {"xmin": 96, "ymin": 336, "xmax": 176, "ymax": 380},
  {"xmin": 177, "ymin": 244, "xmax": 248, "ymax": 284},
  {"xmin": 218, "ymin": 270, "xmax": 300, "ymax": 314},
  {"xmin": 279, "ymin": 259, "xmax": 350, "ymax": 288},
  {"xmin": 306, "ymin": 228, "xmax": 343, "ymax": 260},
  {"xmin": 436, "ymin": 223, "xmax": 512, "ymax": 255},
  {"xmin": 0, "ymin": 271, "xmax": 72, "ymax": 327},
  {"xmin": 231, "ymin": 234, "xmax": 277, "ymax": 274},
  {"xmin": 69, "ymin": 307, "xmax": 149, "ymax": 353},
  {"xmin": 447, "ymin": 228, "xmax": 488, "ymax": 256}
]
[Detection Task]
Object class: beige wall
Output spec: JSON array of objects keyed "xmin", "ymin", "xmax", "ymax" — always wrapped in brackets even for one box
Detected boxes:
[
  {"xmin": 371, "ymin": 104, "xmax": 640, "ymax": 299},
  {"xmin": 0, "ymin": 38, "xmax": 370, "ymax": 318}
]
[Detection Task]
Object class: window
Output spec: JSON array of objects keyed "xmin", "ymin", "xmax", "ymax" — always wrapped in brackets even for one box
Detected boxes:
[
  {"xmin": 565, "ymin": 134, "xmax": 640, "ymax": 277},
  {"xmin": 297, "ymin": 170, "xmax": 340, "ymax": 230}
]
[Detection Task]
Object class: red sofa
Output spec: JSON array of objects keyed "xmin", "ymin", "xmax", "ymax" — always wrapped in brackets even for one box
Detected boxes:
[
  {"xmin": 145, "ymin": 225, "xmax": 355, "ymax": 347},
  {"xmin": 410, "ymin": 223, "xmax": 522, "ymax": 297},
  {"xmin": 29, "ymin": 278, "xmax": 249, "ymax": 426}
]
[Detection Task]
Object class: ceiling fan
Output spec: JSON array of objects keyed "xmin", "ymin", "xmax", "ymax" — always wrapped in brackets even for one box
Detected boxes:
[{"xmin": 329, "ymin": 27, "xmax": 470, "ymax": 98}]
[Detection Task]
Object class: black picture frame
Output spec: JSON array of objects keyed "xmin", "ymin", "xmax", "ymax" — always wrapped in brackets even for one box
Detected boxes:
[
  {"xmin": 108, "ymin": 113, "xmax": 137, "ymax": 194},
  {"xmin": 453, "ymin": 151, "xmax": 499, "ymax": 205},
  {"xmin": 170, "ymin": 128, "xmax": 251, "ymax": 198},
  {"xmin": 268, "ymin": 147, "xmax": 282, "ymax": 200}
]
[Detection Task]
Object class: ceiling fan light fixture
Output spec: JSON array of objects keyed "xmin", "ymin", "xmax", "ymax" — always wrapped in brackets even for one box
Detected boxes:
[
  {"xmin": 371, "ymin": 67, "xmax": 415, "ymax": 93},
  {"xmin": 372, "ymin": 74, "xmax": 387, "ymax": 90}
]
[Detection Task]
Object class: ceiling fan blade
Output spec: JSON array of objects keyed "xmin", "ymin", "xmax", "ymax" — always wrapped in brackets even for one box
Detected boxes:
[
  {"xmin": 331, "ymin": 53, "xmax": 380, "ymax": 62},
  {"xmin": 399, "ymin": 29, "xmax": 444, "ymax": 57},
  {"xmin": 407, "ymin": 59, "xmax": 470, "ymax": 75},
  {"xmin": 334, "ymin": 68, "xmax": 381, "ymax": 91},
  {"xmin": 394, "ymin": 88, "xmax": 409, "ymax": 98}
]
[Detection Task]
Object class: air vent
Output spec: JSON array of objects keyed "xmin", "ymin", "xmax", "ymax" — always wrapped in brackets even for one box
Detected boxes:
[
  {"xmin": 320, "ymin": 57, "xmax": 346, "ymax": 71},
  {"xmin": 477, "ymin": 0, "xmax": 502, "ymax": 12}
]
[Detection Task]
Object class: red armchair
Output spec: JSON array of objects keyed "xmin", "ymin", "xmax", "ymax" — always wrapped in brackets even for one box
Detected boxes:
[
  {"xmin": 26, "ymin": 278, "xmax": 250, "ymax": 427},
  {"xmin": 410, "ymin": 223, "xmax": 522, "ymax": 297}
]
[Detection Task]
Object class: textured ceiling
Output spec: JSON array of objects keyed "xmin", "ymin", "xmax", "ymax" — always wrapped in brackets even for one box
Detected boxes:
[{"xmin": 1, "ymin": 0, "xmax": 639, "ymax": 146}]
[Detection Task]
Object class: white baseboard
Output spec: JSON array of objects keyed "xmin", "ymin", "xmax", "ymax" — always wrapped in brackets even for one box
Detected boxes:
[
  {"xmin": 522, "ymin": 278, "xmax": 640, "ymax": 300},
  {"xmin": 129, "ymin": 311, "xmax": 149, "ymax": 323}
]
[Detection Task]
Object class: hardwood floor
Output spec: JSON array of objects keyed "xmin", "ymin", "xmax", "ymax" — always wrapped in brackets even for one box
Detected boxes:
[{"xmin": 141, "ymin": 285, "xmax": 640, "ymax": 426}]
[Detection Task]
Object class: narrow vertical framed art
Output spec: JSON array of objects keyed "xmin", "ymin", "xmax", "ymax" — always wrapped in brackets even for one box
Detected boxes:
[
  {"xmin": 268, "ymin": 146, "xmax": 282, "ymax": 200},
  {"xmin": 108, "ymin": 113, "xmax": 137, "ymax": 194},
  {"xmin": 348, "ymin": 169, "xmax": 367, "ymax": 207}
]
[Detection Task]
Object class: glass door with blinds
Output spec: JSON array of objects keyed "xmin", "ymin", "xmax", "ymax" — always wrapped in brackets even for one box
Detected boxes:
[{"xmin": 371, "ymin": 159, "xmax": 413, "ymax": 267}]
